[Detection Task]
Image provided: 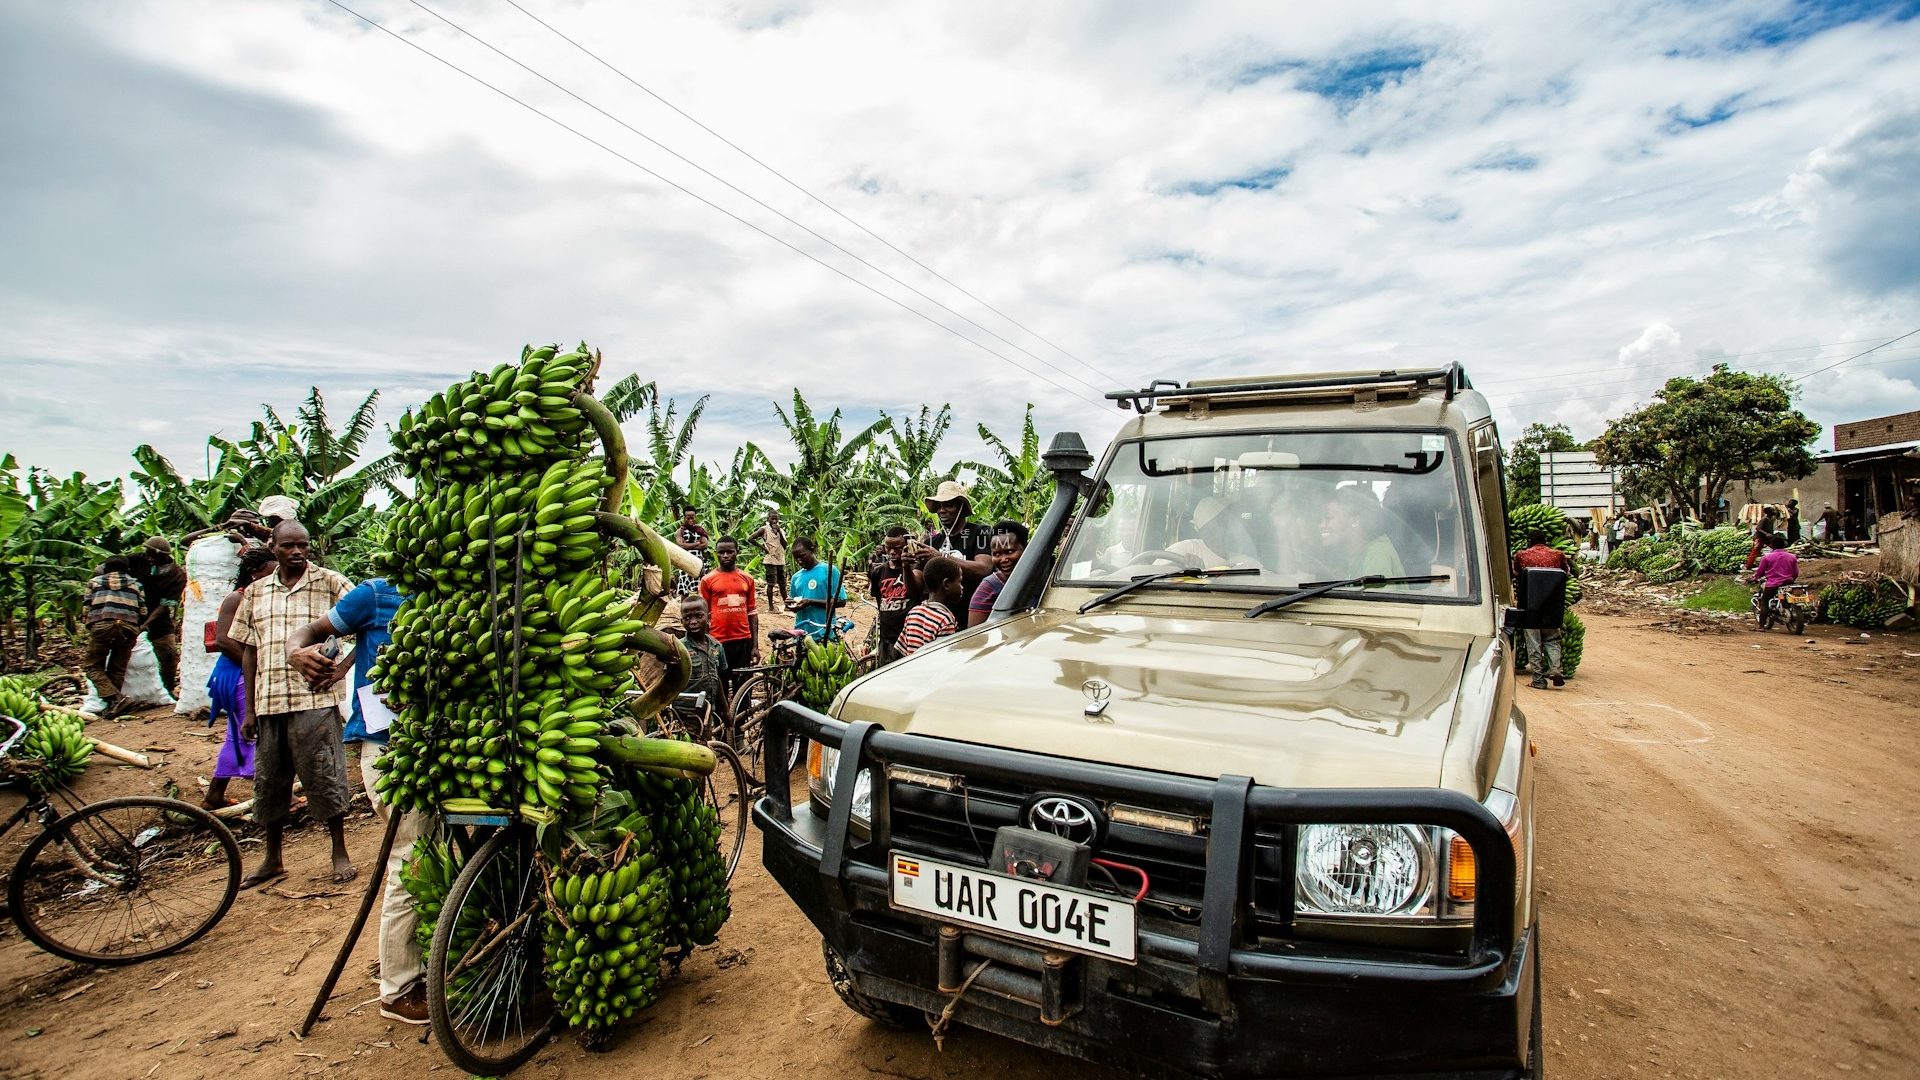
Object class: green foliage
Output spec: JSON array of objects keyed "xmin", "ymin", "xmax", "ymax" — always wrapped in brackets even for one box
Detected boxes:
[
  {"xmin": 131, "ymin": 386, "xmax": 394, "ymax": 568},
  {"xmin": 1503, "ymin": 422, "xmax": 1581, "ymax": 509},
  {"xmin": 1590, "ymin": 365, "xmax": 1819, "ymax": 523},
  {"xmin": 748, "ymin": 390, "xmax": 905, "ymax": 565},
  {"xmin": 1679, "ymin": 578, "xmax": 1755, "ymax": 612},
  {"xmin": 963, "ymin": 404, "xmax": 1055, "ymax": 528},
  {"xmin": 0, "ymin": 456, "xmax": 128, "ymax": 648}
]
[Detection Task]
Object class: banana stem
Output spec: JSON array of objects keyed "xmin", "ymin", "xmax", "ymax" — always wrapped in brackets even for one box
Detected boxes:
[
  {"xmin": 593, "ymin": 733, "xmax": 715, "ymax": 776},
  {"xmin": 592, "ymin": 512, "xmax": 701, "ymax": 578},
  {"xmin": 571, "ymin": 390, "xmax": 628, "ymax": 515},
  {"xmin": 624, "ymin": 626, "xmax": 691, "ymax": 719}
]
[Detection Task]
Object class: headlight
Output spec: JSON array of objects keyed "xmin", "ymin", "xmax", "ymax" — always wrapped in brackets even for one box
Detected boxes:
[
  {"xmin": 1295, "ymin": 824, "xmax": 1434, "ymax": 917},
  {"xmin": 808, "ymin": 745, "xmax": 872, "ymax": 828}
]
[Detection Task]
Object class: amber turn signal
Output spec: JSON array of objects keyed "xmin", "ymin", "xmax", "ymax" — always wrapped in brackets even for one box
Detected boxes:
[{"xmin": 1447, "ymin": 834, "xmax": 1477, "ymax": 903}]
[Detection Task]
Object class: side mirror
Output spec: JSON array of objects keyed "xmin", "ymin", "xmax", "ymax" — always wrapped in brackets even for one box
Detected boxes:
[{"xmin": 1502, "ymin": 606, "xmax": 1526, "ymax": 632}]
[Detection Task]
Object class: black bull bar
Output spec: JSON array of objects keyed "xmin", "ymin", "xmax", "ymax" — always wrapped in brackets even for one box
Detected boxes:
[{"xmin": 753, "ymin": 700, "xmax": 1518, "ymax": 993}]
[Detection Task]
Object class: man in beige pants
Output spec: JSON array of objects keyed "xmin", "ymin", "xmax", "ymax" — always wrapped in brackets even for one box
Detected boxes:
[{"xmin": 287, "ymin": 576, "xmax": 428, "ymax": 1024}]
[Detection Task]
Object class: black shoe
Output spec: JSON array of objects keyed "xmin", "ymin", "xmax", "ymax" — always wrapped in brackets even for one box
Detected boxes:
[
  {"xmin": 1529, "ymin": 676, "xmax": 1549, "ymax": 689},
  {"xmin": 1549, "ymin": 673, "xmax": 1565, "ymax": 687}
]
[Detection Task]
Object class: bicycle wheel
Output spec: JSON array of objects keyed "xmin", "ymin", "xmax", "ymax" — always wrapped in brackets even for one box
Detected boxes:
[
  {"xmin": 701, "ymin": 741, "xmax": 752, "ymax": 884},
  {"xmin": 8, "ymin": 796, "xmax": 240, "ymax": 965},
  {"xmin": 728, "ymin": 674, "xmax": 804, "ymax": 784},
  {"xmin": 427, "ymin": 826, "xmax": 556, "ymax": 1076}
]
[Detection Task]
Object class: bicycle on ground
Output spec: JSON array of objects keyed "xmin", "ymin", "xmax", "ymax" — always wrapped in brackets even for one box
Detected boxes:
[{"xmin": 0, "ymin": 715, "xmax": 242, "ymax": 965}]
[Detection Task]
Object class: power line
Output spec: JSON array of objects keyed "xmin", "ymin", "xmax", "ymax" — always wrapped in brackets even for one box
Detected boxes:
[
  {"xmin": 1494, "ymin": 349, "xmax": 1920, "ymax": 412},
  {"xmin": 1476, "ymin": 335, "xmax": 1903, "ymax": 389},
  {"xmin": 405, "ymin": 0, "xmax": 1117, "ymax": 404},
  {"xmin": 1490, "ymin": 343, "xmax": 1920, "ymax": 404},
  {"xmin": 323, "ymin": 0, "xmax": 1117, "ymax": 417},
  {"xmin": 1797, "ymin": 326, "xmax": 1920, "ymax": 379},
  {"xmin": 496, "ymin": 0, "xmax": 1126, "ymax": 391}
]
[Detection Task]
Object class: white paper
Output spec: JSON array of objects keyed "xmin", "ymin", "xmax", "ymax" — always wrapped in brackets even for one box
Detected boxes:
[{"xmin": 357, "ymin": 683, "xmax": 395, "ymax": 734}]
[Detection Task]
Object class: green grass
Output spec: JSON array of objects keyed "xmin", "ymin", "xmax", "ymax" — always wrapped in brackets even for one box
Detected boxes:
[{"xmin": 1679, "ymin": 577, "xmax": 1755, "ymax": 611}]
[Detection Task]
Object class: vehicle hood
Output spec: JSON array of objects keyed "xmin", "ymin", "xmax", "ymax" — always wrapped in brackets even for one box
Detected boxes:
[{"xmin": 836, "ymin": 608, "xmax": 1479, "ymax": 789}]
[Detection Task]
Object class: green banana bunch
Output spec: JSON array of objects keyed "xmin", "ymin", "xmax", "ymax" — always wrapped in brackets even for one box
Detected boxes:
[
  {"xmin": 1560, "ymin": 609, "xmax": 1585, "ymax": 678},
  {"xmin": 795, "ymin": 639, "xmax": 857, "ymax": 711},
  {"xmin": 400, "ymin": 835, "xmax": 458, "ymax": 957},
  {"xmin": 0, "ymin": 683, "xmax": 42, "ymax": 727},
  {"xmin": 627, "ymin": 767, "xmax": 730, "ymax": 951},
  {"xmin": 544, "ymin": 846, "xmax": 671, "ymax": 1031},
  {"xmin": 16, "ymin": 712, "xmax": 93, "ymax": 792},
  {"xmin": 389, "ymin": 344, "xmax": 598, "ymax": 481},
  {"xmin": 1506, "ymin": 502, "xmax": 1583, "ymax": 606}
]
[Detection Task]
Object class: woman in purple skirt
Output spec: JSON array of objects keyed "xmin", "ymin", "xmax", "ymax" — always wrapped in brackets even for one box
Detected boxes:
[{"xmin": 203, "ymin": 547, "xmax": 276, "ymax": 810}]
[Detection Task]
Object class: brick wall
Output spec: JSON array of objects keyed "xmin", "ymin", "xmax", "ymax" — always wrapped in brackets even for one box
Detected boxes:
[{"xmin": 1835, "ymin": 410, "xmax": 1920, "ymax": 452}]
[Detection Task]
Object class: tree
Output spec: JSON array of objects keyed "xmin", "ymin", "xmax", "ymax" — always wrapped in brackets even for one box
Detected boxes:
[
  {"xmin": 1504, "ymin": 422, "xmax": 1582, "ymax": 509},
  {"xmin": 749, "ymin": 390, "xmax": 900, "ymax": 561},
  {"xmin": 879, "ymin": 404, "xmax": 954, "ymax": 513},
  {"xmin": 1590, "ymin": 365, "xmax": 1820, "ymax": 524},
  {"xmin": 131, "ymin": 387, "xmax": 395, "ymax": 567},
  {"xmin": 965, "ymin": 405, "xmax": 1053, "ymax": 527},
  {"xmin": 0, "ymin": 457, "xmax": 127, "ymax": 664}
]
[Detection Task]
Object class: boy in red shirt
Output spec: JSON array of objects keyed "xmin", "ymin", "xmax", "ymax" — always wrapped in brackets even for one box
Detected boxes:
[{"xmin": 699, "ymin": 537, "xmax": 759, "ymax": 691}]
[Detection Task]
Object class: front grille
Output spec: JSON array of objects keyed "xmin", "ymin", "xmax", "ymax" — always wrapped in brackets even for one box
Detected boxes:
[{"xmin": 880, "ymin": 776, "xmax": 1294, "ymax": 935}]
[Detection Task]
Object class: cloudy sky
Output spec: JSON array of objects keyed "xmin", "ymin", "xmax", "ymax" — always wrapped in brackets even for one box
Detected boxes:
[{"xmin": 4, "ymin": 0, "xmax": 1918, "ymax": 491}]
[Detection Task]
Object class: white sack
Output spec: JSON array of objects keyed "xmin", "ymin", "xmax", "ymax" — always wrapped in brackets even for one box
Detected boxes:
[
  {"xmin": 83, "ymin": 635, "xmax": 176, "ymax": 715},
  {"xmin": 174, "ymin": 537, "xmax": 243, "ymax": 715}
]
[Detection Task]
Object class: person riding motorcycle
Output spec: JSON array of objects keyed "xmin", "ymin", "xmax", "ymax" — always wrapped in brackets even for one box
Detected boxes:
[{"xmin": 1749, "ymin": 533, "xmax": 1799, "ymax": 630}]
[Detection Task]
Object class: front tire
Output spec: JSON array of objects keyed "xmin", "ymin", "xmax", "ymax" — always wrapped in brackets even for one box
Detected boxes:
[
  {"xmin": 427, "ymin": 827, "xmax": 555, "ymax": 1076},
  {"xmin": 9, "ymin": 796, "xmax": 241, "ymax": 965},
  {"xmin": 823, "ymin": 939, "xmax": 924, "ymax": 1028}
]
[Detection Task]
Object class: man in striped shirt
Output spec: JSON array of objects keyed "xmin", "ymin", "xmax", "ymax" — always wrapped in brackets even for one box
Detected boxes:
[
  {"xmin": 231, "ymin": 521, "xmax": 357, "ymax": 888},
  {"xmin": 82, "ymin": 556, "xmax": 145, "ymax": 717},
  {"xmin": 896, "ymin": 555, "xmax": 966, "ymax": 657}
]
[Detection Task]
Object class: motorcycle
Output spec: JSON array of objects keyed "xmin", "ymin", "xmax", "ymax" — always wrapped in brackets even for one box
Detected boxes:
[{"xmin": 1752, "ymin": 583, "xmax": 1811, "ymax": 634}]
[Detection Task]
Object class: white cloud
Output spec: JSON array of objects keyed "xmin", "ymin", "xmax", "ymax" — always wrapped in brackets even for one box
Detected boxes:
[{"xmin": 2, "ymin": 0, "xmax": 1918, "ymax": 487}]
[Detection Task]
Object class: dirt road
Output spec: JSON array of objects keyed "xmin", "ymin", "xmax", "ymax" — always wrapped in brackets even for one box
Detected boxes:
[{"xmin": 2, "ymin": 613, "xmax": 1916, "ymax": 1079}]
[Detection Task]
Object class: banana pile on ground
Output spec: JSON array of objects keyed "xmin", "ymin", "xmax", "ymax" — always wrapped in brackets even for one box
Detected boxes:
[
  {"xmin": 375, "ymin": 344, "xmax": 729, "ymax": 1047},
  {"xmin": 795, "ymin": 639, "xmax": 857, "ymax": 711},
  {"xmin": 0, "ymin": 676, "xmax": 93, "ymax": 792}
]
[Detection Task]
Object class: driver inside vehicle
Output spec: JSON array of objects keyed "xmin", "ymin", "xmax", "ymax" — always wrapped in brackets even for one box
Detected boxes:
[{"xmin": 1163, "ymin": 495, "xmax": 1261, "ymax": 570}]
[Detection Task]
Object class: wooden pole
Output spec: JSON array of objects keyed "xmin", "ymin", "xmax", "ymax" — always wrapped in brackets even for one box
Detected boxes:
[{"xmin": 299, "ymin": 808, "xmax": 405, "ymax": 1037}]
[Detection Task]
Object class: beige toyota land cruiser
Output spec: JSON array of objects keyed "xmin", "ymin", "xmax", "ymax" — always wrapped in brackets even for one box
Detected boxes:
[{"xmin": 753, "ymin": 366, "xmax": 1540, "ymax": 1080}]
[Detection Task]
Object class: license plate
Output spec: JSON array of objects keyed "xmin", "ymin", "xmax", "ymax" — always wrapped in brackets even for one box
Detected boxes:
[{"xmin": 889, "ymin": 852, "xmax": 1137, "ymax": 962}]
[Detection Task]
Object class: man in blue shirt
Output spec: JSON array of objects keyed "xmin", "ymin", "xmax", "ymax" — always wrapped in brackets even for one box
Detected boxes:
[
  {"xmin": 287, "ymin": 577, "xmax": 427, "ymax": 1025},
  {"xmin": 788, "ymin": 537, "xmax": 847, "ymax": 641}
]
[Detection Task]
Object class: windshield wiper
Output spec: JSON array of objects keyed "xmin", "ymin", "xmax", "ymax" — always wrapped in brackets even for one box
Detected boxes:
[
  {"xmin": 1079, "ymin": 567, "xmax": 1260, "ymax": 614},
  {"xmin": 1243, "ymin": 574, "xmax": 1452, "ymax": 618}
]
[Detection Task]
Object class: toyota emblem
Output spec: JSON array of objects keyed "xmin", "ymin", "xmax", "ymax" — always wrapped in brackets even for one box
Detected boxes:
[
  {"xmin": 1081, "ymin": 678, "xmax": 1112, "ymax": 703},
  {"xmin": 1025, "ymin": 795, "xmax": 1104, "ymax": 845}
]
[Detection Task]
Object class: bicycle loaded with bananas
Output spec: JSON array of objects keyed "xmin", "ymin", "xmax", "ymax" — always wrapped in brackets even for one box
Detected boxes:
[{"xmin": 368, "ymin": 344, "xmax": 745, "ymax": 1069}]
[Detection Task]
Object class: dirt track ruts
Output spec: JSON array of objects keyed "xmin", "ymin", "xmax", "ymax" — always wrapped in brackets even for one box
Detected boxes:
[{"xmin": 1, "ymin": 612, "xmax": 1916, "ymax": 1079}]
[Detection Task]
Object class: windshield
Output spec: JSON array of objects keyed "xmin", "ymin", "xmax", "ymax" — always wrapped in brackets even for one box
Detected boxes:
[{"xmin": 1056, "ymin": 430, "xmax": 1475, "ymax": 601}]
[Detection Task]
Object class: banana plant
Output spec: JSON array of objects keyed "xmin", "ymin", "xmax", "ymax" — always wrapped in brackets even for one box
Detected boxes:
[
  {"xmin": 0, "ymin": 456, "xmax": 125, "ymax": 663},
  {"xmin": 748, "ymin": 390, "xmax": 897, "ymax": 560},
  {"xmin": 963, "ymin": 404, "xmax": 1052, "ymax": 527}
]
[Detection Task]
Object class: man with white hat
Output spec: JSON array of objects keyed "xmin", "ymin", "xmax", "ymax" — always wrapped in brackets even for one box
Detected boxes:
[{"xmin": 920, "ymin": 480, "xmax": 996, "ymax": 600}]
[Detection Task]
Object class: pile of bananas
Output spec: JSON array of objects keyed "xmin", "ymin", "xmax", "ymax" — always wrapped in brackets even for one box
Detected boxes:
[
  {"xmin": 1506, "ymin": 503, "xmax": 1583, "ymax": 605},
  {"xmin": 795, "ymin": 639, "xmax": 857, "ymax": 711},
  {"xmin": 17, "ymin": 713, "xmax": 93, "ymax": 792},
  {"xmin": 544, "ymin": 838, "xmax": 671, "ymax": 1031},
  {"xmin": 376, "ymin": 346, "xmax": 729, "ymax": 1048},
  {"xmin": 389, "ymin": 344, "xmax": 598, "ymax": 480}
]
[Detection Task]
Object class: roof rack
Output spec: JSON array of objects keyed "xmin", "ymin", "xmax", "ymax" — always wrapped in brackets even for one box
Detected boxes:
[{"xmin": 1105, "ymin": 363, "xmax": 1472, "ymax": 414}]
